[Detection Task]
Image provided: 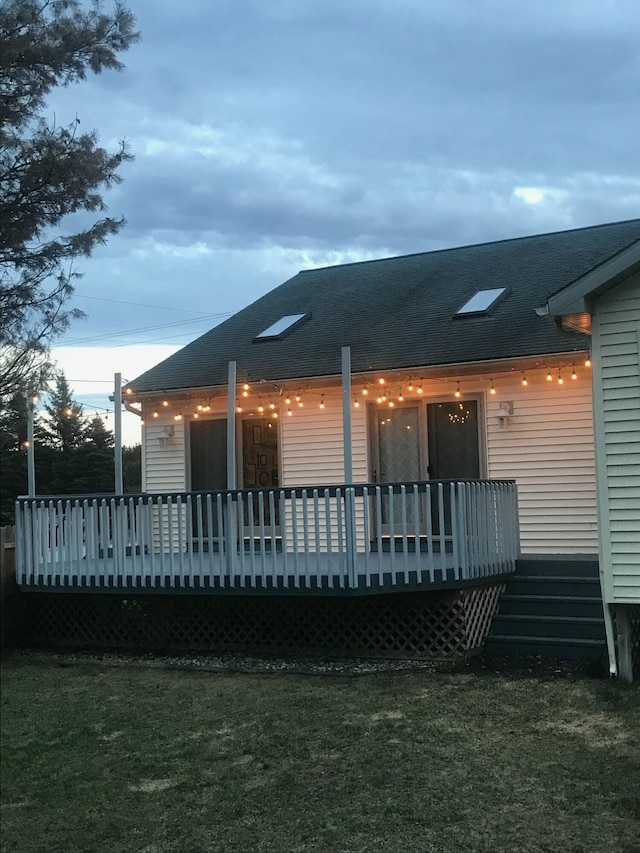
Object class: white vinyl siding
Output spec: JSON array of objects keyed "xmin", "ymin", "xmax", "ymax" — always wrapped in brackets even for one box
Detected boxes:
[
  {"xmin": 143, "ymin": 415, "xmax": 186, "ymax": 493},
  {"xmin": 140, "ymin": 367, "xmax": 598, "ymax": 556},
  {"xmin": 484, "ymin": 373, "xmax": 597, "ymax": 554},
  {"xmin": 281, "ymin": 392, "xmax": 368, "ymax": 486},
  {"xmin": 592, "ymin": 273, "xmax": 640, "ymax": 604}
]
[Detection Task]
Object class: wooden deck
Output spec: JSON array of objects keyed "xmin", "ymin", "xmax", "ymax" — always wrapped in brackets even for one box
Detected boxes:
[{"xmin": 16, "ymin": 480, "xmax": 519, "ymax": 595}]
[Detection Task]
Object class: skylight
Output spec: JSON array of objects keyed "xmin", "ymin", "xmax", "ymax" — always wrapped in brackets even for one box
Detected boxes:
[
  {"xmin": 254, "ymin": 313, "xmax": 309, "ymax": 340},
  {"xmin": 455, "ymin": 288, "xmax": 508, "ymax": 316}
]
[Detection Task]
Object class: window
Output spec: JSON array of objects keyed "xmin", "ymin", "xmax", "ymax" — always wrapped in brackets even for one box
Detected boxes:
[
  {"xmin": 254, "ymin": 313, "xmax": 310, "ymax": 341},
  {"xmin": 455, "ymin": 287, "xmax": 508, "ymax": 316}
]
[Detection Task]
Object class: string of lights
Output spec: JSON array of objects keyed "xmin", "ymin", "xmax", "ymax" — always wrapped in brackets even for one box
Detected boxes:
[{"xmin": 128, "ymin": 354, "xmax": 592, "ymax": 422}]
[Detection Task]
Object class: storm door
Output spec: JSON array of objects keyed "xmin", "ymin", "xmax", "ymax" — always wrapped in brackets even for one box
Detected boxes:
[
  {"xmin": 374, "ymin": 405, "xmax": 421, "ymax": 528},
  {"xmin": 190, "ymin": 418, "xmax": 227, "ymax": 538},
  {"xmin": 241, "ymin": 417, "xmax": 280, "ymax": 528}
]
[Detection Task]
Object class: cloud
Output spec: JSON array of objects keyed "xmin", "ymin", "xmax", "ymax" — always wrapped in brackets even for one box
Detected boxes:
[{"xmin": 35, "ymin": 0, "xmax": 639, "ymax": 353}]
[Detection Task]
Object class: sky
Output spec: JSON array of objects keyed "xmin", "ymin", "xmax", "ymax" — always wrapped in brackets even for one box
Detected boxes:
[{"xmin": 46, "ymin": 0, "xmax": 640, "ymax": 444}]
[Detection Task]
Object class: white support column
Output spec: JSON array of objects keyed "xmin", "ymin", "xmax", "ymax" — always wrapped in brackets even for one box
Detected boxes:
[
  {"xmin": 342, "ymin": 346, "xmax": 353, "ymax": 484},
  {"xmin": 27, "ymin": 396, "xmax": 36, "ymax": 497},
  {"xmin": 114, "ymin": 373, "xmax": 123, "ymax": 494},
  {"xmin": 227, "ymin": 361, "xmax": 237, "ymax": 489}
]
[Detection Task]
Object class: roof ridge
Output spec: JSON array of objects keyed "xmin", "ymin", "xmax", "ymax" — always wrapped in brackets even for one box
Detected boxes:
[{"xmin": 298, "ymin": 217, "xmax": 640, "ymax": 274}]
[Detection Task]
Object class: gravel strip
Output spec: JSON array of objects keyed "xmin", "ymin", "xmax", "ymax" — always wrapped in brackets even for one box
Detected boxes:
[{"xmin": 7, "ymin": 647, "xmax": 446, "ymax": 677}]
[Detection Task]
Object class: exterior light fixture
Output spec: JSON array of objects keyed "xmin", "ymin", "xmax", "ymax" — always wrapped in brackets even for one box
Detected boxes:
[
  {"xmin": 362, "ymin": 387, "xmax": 369, "ymax": 396},
  {"xmin": 521, "ymin": 374, "xmax": 528, "ymax": 386},
  {"xmin": 571, "ymin": 365, "xmax": 578, "ymax": 380},
  {"xmin": 153, "ymin": 411, "xmax": 159, "ymax": 418},
  {"xmin": 490, "ymin": 380, "xmax": 497, "ymax": 395},
  {"xmin": 547, "ymin": 370, "xmax": 553, "ymax": 382},
  {"xmin": 585, "ymin": 355, "xmax": 591, "ymax": 367},
  {"xmin": 454, "ymin": 382, "xmax": 461, "ymax": 398},
  {"xmin": 557, "ymin": 370, "xmax": 564, "ymax": 385},
  {"xmin": 162, "ymin": 400, "xmax": 169, "ymax": 407},
  {"xmin": 378, "ymin": 377, "xmax": 385, "ymax": 385}
]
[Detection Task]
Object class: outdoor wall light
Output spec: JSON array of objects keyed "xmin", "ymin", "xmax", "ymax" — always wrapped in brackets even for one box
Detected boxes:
[{"xmin": 497, "ymin": 401, "xmax": 514, "ymax": 430}]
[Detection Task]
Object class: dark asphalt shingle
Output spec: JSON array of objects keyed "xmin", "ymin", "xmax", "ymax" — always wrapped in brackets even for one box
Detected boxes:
[{"xmin": 131, "ymin": 219, "xmax": 640, "ymax": 393}]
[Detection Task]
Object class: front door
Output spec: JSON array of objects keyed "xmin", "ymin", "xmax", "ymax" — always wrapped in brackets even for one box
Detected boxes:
[
  {"xmin": 426, "ymin": 401, "xmax": 480, "ymax": 480},
  {"xmin": 374, "ymin": 405, "xmax": 421, "ymax": 527},
  {"xmin": 371, "ymin": 399, "xmax": 482, "ymax": 535},
  {"xmin": 190, "ymin": 418, "xmax": 227, "ymax": 538}
]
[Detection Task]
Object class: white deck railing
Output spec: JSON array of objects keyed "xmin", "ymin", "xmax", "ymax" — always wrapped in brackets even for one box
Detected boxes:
[{"xmin": 15, "ymin": 480, "xmax": 519, "ymax": 592}]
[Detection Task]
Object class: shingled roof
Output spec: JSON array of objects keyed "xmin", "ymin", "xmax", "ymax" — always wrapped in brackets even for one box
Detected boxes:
[{"xmin": 130, "ymin": 218, "xmax": 640, "ymax": 393}]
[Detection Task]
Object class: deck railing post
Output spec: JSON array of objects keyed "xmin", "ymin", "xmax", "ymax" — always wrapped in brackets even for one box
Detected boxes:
[{"xmin": 345, "ymin": 487, "xmax": 357, "ymax": 589}]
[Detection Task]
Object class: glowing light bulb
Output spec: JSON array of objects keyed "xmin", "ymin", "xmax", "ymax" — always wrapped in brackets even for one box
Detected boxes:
[
  {"xmin": 521, "ymin": 375, "xmax": 528, "ymax": 386},
  {"xmin": 547, "ymin": 371, "xmax": 553, "ymax": 382},
  {"xmin": 269, "ymin": 403, "xmax": 275, "ymax": 410},
  {"xmin": 295, "ymin": 395, "xmax": 301, "ymax": 402},
  {"xmin": 571, "ymin": 366, "xmax": 577, "ymax": 380},
  {"xmin": 23, "ymin": 440, "xmax": 30, "ymax": 448},
  {"xmin": 193, "ymin": 412, "xmax": 199, "ymax": 419},
  {"xmin": 258, "ymin": 404, "xmax": 264, "ymax": 413},
  {"xmin": 490, "ymin": 381, "xmax": 497, "ymax": 395},
  {"xmin": 242, "ymin": 390, "xmax": 249, "ymax": 398},
  {"xmin": 398, "ymin": 394, "xmax": 404, "ymax": 402},
  {"xmin": 162, "ymin": 400, "xmax": 169, "ymax": 407},
  {"xmin": 203, "ymin": 405, "xmax": 210, "ymax": 412},
  {"xmin": 273, "ymin": 412, "xmax": 278, "ymax": 419},
  {"xmin": 362, "ymin": 387, "xmax": 368, "ymax": 396},
  {"xmin": 558, "ymin": 371, "xmax": 564, "ymax": 385},
  {"xmin": 243, "ymin": 383, "xmax": 250, "ymax": 391},
  {"xmin": 388, "ymin": 401, "xmax": 395, "ymax": 408},
  {"xmin": 377, "ymin": 396, "xmax": 384, "ymax": 404},
  {"xmin": 454, "ymin": 382, "xmax": 461, "ymax": 399},
  {"xmin": 140, "ymin": 419, "xmax": 145, "ymax": 425},
  {"xmin": 236, "ymin": 406, "xmax": 242, "ymax": 413},
  {"xmin": 417, "ymin": 383, "xmax": 423, "ymax": 395},
  {"xmin": 378, "ymin": 377, "xmax": 385, "ymax": 385},
  {"xmin": 65, "ymin": 408, "xmax": 73, "ymax": 416},
  {"xmin": 298, "ymin": 401, "xmax": 303, "ymax": 408},
  {"xmin": 319, "ymin": 396, "xmax": 325, "ymax": 409},
  {"xmin": 174, "ymin": 413, "xmax": 182, "ymax": 421},
  {"xmin": 408, "ymin": 380, "xmax": 414, "ymax": 391},
  {"xmin": 153, "ymin": 411, "xmax": 159, "ymax": 418},
  {"xmin": 197, "ymin": 404, "xmax": 203, "ymax": 411},
  {"xmin": 585, "ymin": 356, "xmax": 591, "ymax": 367},
  {"xmin": 287, "ymin": 408, "xmax": 292, "ymax": 416},
  {"xmin": 354, "ymin": 399, "xmax": 360, "ymax": 408},
  {"xmin": 285, "ymin": 397, "xmax": 291, "ymax": 405}
]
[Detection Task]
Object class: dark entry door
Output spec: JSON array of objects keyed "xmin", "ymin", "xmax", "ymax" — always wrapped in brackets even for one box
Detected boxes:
[
  {"xmin": 426, "ymin": 401, "xmax": 480, "ymax": 536},
  {"xmin": 190, "ymin": 419, "xmax": 227, "ymax": 538},
  {"xmin": 426, "ymin": 401, "xmax": 480, "ymax": 480},
  {"xmin": 190, "ymin": 419, "xmax": 227, "ymax": 491}
]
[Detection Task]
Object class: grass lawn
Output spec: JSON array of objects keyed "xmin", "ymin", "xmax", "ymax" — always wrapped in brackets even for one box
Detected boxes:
[{"xmin": 1, "ymin": 657, "xmax": 639, "ymax": 853}]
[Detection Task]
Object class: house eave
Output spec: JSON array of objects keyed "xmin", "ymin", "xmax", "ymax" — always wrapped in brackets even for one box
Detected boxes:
[
  {"xmin": 542, "ymin": 240, "xmax": 640, "ymax": 317},
  {"xmin": 125, "ymin": 350, "xmax": 590, "ymax": 401}
]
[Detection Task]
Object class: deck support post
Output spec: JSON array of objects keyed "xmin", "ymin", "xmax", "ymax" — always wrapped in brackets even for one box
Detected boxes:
[
  {"xmin": 227, "ymin": 361, "xmax": 237, "ymax": 489},
  {"xmin": 26, "ymin": 396, "xmax": 35, "ymax": 497},
  {"xmin": 114, "ymin": 373, "xmax": 123, "ymax": 494},
  {"xmin": 616, "ymin": 605, "xmax": 634, "ymax": 682},
  {"xmin": 342, "ymin": 346, "xmax": 353, "ymax": 484},
  {"xmin": 342, "ymin": 347, "xmax": 356, "ymax": 587}
]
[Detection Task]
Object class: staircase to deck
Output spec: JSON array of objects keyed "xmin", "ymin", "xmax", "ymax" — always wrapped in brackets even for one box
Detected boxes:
[{"xmin": 485, "ymin": 556, "xmax": 607, "ymax": 660}]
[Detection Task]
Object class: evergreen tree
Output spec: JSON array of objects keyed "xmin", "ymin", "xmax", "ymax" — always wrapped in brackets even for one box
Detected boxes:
[
  {"xmin": 75, "ymin": 415, "xmax": 114, "ymax": 493},
  {"xmin": 0, "ymin": 390, "xmax": 28, "ymax": 522},
  {"xmin": 0, "ymin": 0, "xmax": 139, "ymax": 399},
  {"xmin": 37, "ymin": 371, "xmax": 87, "ymax": 493},
  {"xmin": 123, "ymin": 443, "xmax": 141, "ymax": 493}
]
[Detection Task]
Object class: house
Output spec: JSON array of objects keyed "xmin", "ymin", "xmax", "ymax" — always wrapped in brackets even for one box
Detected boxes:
[
  {"xmin": 541, "ymin": 237, "xmax": 640, "ymax": 680},
  {"xmin": 14, "ymin": 218, "xmax": 640, "ymax": 663}
]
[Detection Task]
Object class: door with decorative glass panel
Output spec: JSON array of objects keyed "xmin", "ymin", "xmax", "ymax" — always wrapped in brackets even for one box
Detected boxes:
[{"xmin": 372, "ymin": 399, "xmax": 481, "ymax": 540}]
